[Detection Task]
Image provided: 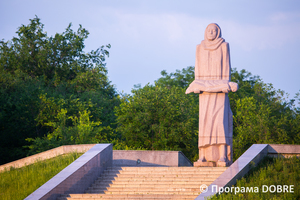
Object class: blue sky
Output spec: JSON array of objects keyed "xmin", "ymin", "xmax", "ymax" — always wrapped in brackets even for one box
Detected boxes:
[{"xmin": 1, "ymin": 0, "xmax": 300, "ymax": 100}]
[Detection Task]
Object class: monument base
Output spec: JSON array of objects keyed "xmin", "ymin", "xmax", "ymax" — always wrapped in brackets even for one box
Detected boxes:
[
  {"xmin": 216, "ymin": 160, "xmax": 232, "ymax": 167},
  {"xmin": 194, "ymin": 161, "xmax": 216, "ymax": 167},
  {"xmin": 199, "ymin": 145, "xmax": 232, "ymax": 163},
  {"xmin": 194, "ymin": 160, "xmax": 232, "ymax": 167}
]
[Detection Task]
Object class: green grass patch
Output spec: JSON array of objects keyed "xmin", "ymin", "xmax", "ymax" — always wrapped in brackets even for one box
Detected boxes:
[
  {"xmin": 209, "ymin": 156, "xmax": 300, "ymax": 200},
  {"xmin": 0, "ymin": 152, "xmax": 83, "ymax": 200}
]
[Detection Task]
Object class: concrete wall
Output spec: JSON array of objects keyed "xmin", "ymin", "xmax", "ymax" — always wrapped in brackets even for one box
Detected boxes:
[
  {"xmin": 268, "ymin": 144, "xmax": 300, "ymax": 157},
  {"xmin": 178, "ymin": 151, "xmax": 194, "ymax": 166},
  {"xmin": 0, "ymin": 146, "xmax": 194, "ymax": 171},
  {"xmin": 113, "ymin": 150, "xmax": 192, "ymax": 167},
  {"xmin": 24, "ymin": 144, "xmax": 112, "ymax": 200},
  {"xmin": 0, "ymin": 144, "xmax": 95, "ymax": 172}
]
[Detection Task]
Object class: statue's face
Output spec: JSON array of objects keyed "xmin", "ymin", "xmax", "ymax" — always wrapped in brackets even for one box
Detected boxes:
[{"xmin": 207, "ymin": 25, "xmax": 218, "ymax": 41}]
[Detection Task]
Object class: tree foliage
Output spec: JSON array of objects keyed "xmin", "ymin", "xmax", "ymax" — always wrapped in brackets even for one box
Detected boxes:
[
  {"xmin": 0, "ymin": 17, "xmax": 119, "ymax": 164},
  {"xmin": 115, "ymin": 67, "xmax": 199, "ymax": 161},
  {"xmin": 230, "ymin": 69, "xmax": 300, "ymax": 159},
  {"xmin": 115, "ymin": 84, "xmax": 198, "ymax": 159},
  {"xmin": 0, "ymin": 17, "xmax": 110, "ymax": 87}
]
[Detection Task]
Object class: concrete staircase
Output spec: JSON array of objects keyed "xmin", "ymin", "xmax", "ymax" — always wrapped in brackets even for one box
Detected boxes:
[{"xmin": 58, "ymin": 166, "xmax": 227, "ymax": 200}]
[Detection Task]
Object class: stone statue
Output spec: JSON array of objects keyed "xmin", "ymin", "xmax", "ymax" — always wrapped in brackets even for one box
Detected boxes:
[{"xmin": 186, "ymin": 23, "xmax": 238, "ymax": 167}]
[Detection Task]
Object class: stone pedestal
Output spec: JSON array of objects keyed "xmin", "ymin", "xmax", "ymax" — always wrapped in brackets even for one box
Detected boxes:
[
  {"xmin": 194, "ymin": 145, "xmax": 232, "ymax": 167},
  {"xmin": 204, "ymin": 145, "xmax": 232, "ymax": 163},
  {"xmin": 194, "ymin": 160, "xmax": 232, "ymax": 167},
  {"xmin": 194, "ymin": 161, "xmax": 216, "ymax": 167},
  {"xmin": 217, "ymin": 160, "xmax": 232, "ymax": 167}
]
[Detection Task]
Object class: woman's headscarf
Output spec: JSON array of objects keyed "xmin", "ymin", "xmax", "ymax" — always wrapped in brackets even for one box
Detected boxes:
[{"xmin": 201, "ymin": 23, "xmax": 224, "ymax": 50}]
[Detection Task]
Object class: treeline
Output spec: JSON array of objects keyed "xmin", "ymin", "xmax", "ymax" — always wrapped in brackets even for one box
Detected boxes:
[{"xmin": 0, "ymin": 17, "xmax": 299, "ymax": 164}]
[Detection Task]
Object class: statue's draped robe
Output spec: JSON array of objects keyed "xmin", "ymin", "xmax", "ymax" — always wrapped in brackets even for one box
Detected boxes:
[{"xmin": 195, "ymin": 41, "xmax": 233, "ymax": 148}]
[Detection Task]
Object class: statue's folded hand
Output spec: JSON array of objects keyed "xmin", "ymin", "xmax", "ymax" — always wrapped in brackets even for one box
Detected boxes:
[
  {"xmin": 185, "ymin": 82, "xmax": 201, "ymax": 94},
  {"xmin": 185, "ymin": 86, "xmax": 193, "ymax": 94},
  {"xmin": 229, "ymin": 82, "xmax": 238, "ymax": 92}
]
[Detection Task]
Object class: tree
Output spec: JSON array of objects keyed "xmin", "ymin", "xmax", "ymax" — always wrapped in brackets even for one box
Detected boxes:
[
  {"xmin": 115, "ymin": 85, "xmax": 198, "ymax": 160},
  {"xmin": 155, "ymin": 66, "xmax": 195, "ymax": 88},
  {"xmin": 0, "ymin": 71, "xmax": 42, "ymax": 164},
  {"xmin": 115, "ymin": 67, "xmax": 199, "ymax": 161},
  {"xmin": 230, "ymin": 69, "xmax": 299, "ymax": 160},
  {"xmin": 0, "ymin": 17, "xmax": 119, "ymax": 164},
  {"xmin": 0, "ymin": 17, "xmax": 110, "ymax": 87},
  {"xmin": 26, "ymin": 94, "xmax": 114, "ymax": 154}
]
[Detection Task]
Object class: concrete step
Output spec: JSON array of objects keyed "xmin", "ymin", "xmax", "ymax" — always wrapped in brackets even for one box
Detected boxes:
[
  {"xmin": 91, "ymin": 179, "xmax": 216, "ymax": 188},
  {"xmin": 105, "ymin": 187, "xmax": 203, "ymax": 192},
  {"xmin": 108, "ymin": 166, "xmax": 226, "ymax": 171},
  {"xmin": 116, "ymin": 173, "xmax": 222, "ymax": 177},
  {"xmin": 109, "ymin": 180, "xmax": 213, "ymax": 185},
  {"xmin": 86, "ymin": 185, "xmax": 210, "ymax": 192},
  {"xmin": 103, "ymin": 191, "xmax": 201, "ymax": 195},
  {"xmin": 90, "ymin": 184, "xmax": 211, "ymax": 191},
  {"xmin": 58, "ymin": 194, "xmax": 198, "ymax": 200},
  {"xmin": 112, "ymin": 176, "xmax": 217, "ymax": 181},
  {"xmin": 99, "ymin": 172, "xmax": 119, "ymax": 176},
  {"xmin": 108, "ymin": 183, "xmax": 209, "ymax": 188},
  {"xmin": 117, "ymin": 167, "xmax": 226, "ymax": 171},
  {"xmin": 106, "ymin": 183, "xmax": 212, "ymax": 188},
  {"xmin": 94, "ymin": 176, "xmax": 217, "ymax": 182},
  {"xmin": 59, "ymin": 198, "xmax": 196, "ymax": 200},
  {"xmin": 85, "ymin": 183, "xmax": 212, "ymax": 193},
  {"xmin": 118, "ymin": 171, "xmax": 223, "ymax": 175},
  {"xmin": 93, "ymin": 175, "xmax": 220, "ymax": 184}
]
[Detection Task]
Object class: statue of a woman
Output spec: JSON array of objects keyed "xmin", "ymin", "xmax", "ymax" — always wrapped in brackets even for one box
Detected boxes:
[{"xmin": 186, "ymin": 23, "xmax": 238, "ymax": 166}]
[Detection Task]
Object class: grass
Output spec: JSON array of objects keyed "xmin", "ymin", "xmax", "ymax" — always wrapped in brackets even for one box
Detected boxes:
[
  {"xmin": 0, "ymin": 152, "xmax": 83, "ymax": 200},
  {"xmin": 208, "ymin": 156, "xmax": 300, "ymax": 200}
]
